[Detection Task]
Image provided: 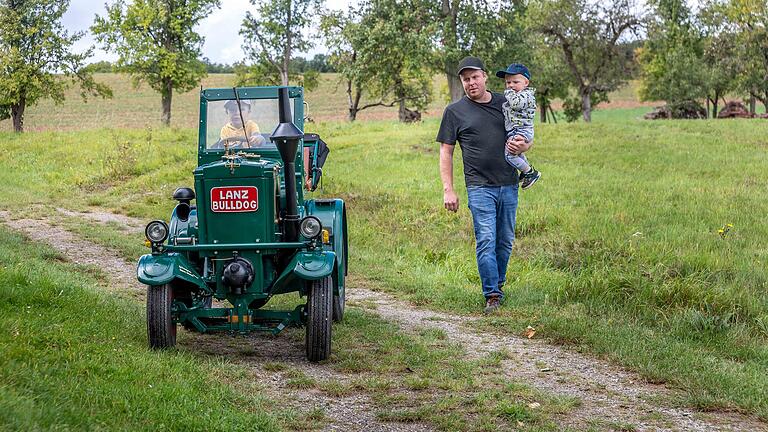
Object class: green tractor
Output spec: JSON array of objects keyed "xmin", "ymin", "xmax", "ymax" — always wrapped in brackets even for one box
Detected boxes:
[{"xmin": 137, "ymin": 86, "xmax": 347, "ymax": 362}]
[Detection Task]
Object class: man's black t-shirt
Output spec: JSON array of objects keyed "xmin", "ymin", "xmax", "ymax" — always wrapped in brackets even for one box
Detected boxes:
[{"xmin": 436, "ymin": 92, "xmax": 518, "ymax": 187}]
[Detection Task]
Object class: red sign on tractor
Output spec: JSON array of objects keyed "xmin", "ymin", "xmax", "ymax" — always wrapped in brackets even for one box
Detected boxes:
[{"xmin": 210, "ymin": 186, "xmax": 259, "ymax": 212}]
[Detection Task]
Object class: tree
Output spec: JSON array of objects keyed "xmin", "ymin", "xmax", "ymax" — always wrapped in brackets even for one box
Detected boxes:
[
  {"xmin": 359, "ymin": 0, "xmax": 437, "ymax": 121},
  {"xmin": 234, "ymin": 60, "xmax": 319, "ymax": 91},
  {"xmin": 320, "ymin": 9, "xmax": 370, "ymax": 121},
  {"xmin": 85, "ymin": 60, "xmax": 116, "ymax": 73},
  {"xmin": 708, "ymin": 0, "xmax": 768, "ymax": 113},
  {"xmin": 202, "ymin": 58, "xmax": 235, "ymax": 73},
  {"xmin": 321, "ymin": 8, "xmax": 404, "ymax": 121},
  {"xmin": 436, "ymin": 0, "xmax": 529, "ymax": 102},
  {"xmin": 700, "ymin": 27, "xmax": 737, "ymax": 117},
  {"xmin": 307, "ymin": 54, "xmax": 334, "ymax": 72},
  {"xmin": 0, "ymin": 0, "xmax": 111, "ymax": 132},
  {"xmin": 529, "ymin": 46, "xmax": 571, "ymax": 123},
  {"xmin": 240, "ymin": 0, "xmax": 322, "ymax": 87},
  {"xmin": 92, "ymin": 0, "xmax": 219, "ymax": 126},
  {"xmin": 321, "ymin": 0, "xmax": 435, "ymax": 122},
  {"xmin": 637, "ymin": 0, "xmax": 709, "ymax": 117},
  {"xmin": 527, "ymin": 0, "xmax": 642, "ymax": 122}
]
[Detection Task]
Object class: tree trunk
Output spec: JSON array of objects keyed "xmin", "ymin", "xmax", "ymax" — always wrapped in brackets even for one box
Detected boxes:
[
  {"xmin": 548, "ymin": 105, "xmax": 558, "ymax": 124},
  {"xmin": 346, "ymin": 79, "xmax": 361, "ymax": 122},
  {"xmin": 440, "ymin": 0, "xmax": 461, "ymax": 102},
  {"xmin": 713, "ymin": 91, "xmax": 719, "ymax": 119},
  {"xmin": 280, "ymin": 69, "xmax": 289, "ymax": 86},
  {"xmin": 11, "ymin": 97, "xmax": 25, "ymax": 133},
  {"xmin": 539, "ymin": 88, "xmax": 549, "ymax": 123},
  {"xmin": 398, "ymin": 99, "xmax": 407, "ymax": 122},
  {"xmin": 446, "ymin": 71, "xmax": 463, "ymax": 102},
  {"xmin": 161, "ymin": 78, "xmax": 172, "ymax": 126},
  {"xmin": 395, "ymin": 78, "xmax": 409, "ymax": 123},
  {"xmin": 759, "ymin": 92, "xmax": 768, "ymax": 114},
  {"xmin": 749, "ymin": 95, "xmax": 756, "ymax": 115},
  {"xmin": 706, "ymin": 98, "xmax": 710, "ymax": 119},
  {"xmin": 581, "ymin": 89, "xmax": 592, "ymax": 123}
]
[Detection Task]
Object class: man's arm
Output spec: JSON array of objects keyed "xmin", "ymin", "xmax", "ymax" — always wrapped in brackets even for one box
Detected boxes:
[
  {"xmin": 506, "ymin": 135, "xmax": 533, "ymax": 155},
  {"xmin": 440, "ymin": 143, "xmax": 459, "ymax": 212}
]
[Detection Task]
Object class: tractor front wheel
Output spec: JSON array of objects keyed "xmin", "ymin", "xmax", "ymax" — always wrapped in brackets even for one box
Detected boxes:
[
  {"xmin": 306, "ymin": 276, "xmax": 332, "ymax": 362},
  {"xmin": 147, "ymin": 284, "xmax": 177, "ymax": 349},
  {"xmin": 332, "ymin": 286, "xmax": 345, "ymax": 323}
]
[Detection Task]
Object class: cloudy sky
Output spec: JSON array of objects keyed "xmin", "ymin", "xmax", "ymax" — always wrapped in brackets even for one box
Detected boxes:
[{"xmin": 62, "ymin": 0, "xmax": 351, "ymax": 64}]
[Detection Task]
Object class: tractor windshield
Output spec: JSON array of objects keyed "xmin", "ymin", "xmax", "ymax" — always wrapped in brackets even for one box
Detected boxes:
[{"xmin": 205, "ymin": 98, "xmax": 296, "ymax": 150}]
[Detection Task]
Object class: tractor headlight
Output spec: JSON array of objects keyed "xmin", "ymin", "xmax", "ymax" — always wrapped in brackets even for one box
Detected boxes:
[
  {"xmin": 145, "ymin": 220, "xmax": 169, "ymax": 243},
  {"xmin": 299, "ymin": 216, "xmax": 322, "ymax": 239}
]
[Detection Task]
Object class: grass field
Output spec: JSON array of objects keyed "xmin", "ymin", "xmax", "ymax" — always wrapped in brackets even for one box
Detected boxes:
[
  {"xmin": 2, "ymin": 73, "xmax": 768, "ymax": 426},
  {"xmin": 0, "ymin": 73, "xmax": 659, "ymax": 132}
]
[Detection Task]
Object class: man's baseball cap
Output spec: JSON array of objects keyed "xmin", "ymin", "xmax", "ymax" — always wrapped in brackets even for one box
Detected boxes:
[
  {"xmin": 495, "ymin": 63, "xmax": 531, "ymax": 80},
  {"xmin": 224, "ymin": 99, "xmax": 251, "ymax": 110},
  {"xmin": 457, "ymin": 56, "xmax": 487, "ymax": 76}
]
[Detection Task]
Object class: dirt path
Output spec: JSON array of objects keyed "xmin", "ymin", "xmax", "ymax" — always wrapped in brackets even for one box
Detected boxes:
[
  {"xmin": 348, "ymin": 282, "xmax": 766, "ymax": 431},
  {"xmin": 0, "ymin": 209, "xmax": 431, "ymax": 432},
  {"xmin": 1, "ymin": 208, "xmax": 765, "ymax": 431}
]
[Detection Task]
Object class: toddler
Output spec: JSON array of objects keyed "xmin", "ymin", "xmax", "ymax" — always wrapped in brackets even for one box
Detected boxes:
[{"xmin": 496, "ymin": 63, "xmax": 541, "ymax": 189}]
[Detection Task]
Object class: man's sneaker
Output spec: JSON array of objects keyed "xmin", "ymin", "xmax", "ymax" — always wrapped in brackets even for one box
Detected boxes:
[
  {"xmin": 483, "ymin": 296, "xmax": 502, "ymax": 314},
  {"xmin": 520, "ymin": 167, "xmax": 541, "ymax": 190}
]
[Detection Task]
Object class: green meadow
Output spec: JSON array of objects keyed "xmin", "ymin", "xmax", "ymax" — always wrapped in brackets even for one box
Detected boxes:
[{"xmin": 1, "ymin": 74, "xmax": 768, "ymax": 426}]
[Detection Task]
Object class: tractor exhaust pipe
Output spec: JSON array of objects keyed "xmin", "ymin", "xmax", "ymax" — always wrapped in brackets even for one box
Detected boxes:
[{"xmin": 270, "ymin": 87, "xmax": 302, "ymax": 241}]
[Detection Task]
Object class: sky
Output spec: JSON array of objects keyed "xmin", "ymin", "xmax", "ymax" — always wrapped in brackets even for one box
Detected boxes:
[{"xmin": 62, "ymin": 0, "xmax": 351, "ymax": 64}]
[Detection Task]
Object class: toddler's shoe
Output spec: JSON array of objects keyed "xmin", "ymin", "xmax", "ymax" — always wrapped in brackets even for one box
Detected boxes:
[{"xmin": 520, "ymin": 167, "xmax": 541, "ymax": 190}]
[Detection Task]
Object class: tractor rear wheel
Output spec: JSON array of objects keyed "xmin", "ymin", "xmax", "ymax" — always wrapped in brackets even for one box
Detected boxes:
[
  {"xmin": 306, "ymin": 276, "xmax": 332, "ymax": 362},
  {"xmin": 147, "ymin": 284, "xmax": 177, "ymax": 349},
  {"xmin": 332, "ymin": 286, "xmax": 345, "ymax": 322}
]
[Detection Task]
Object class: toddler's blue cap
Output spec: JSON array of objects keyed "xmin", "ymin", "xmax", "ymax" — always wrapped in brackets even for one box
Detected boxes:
[{"xmin": 496, "ymin": 63, "xmax": 530, "ymax": 80}]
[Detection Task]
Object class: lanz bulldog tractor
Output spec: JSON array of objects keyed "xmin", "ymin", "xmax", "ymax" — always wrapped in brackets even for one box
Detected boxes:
[{"xmin": 137, "ymin": 86, "xmax": 347, "ymax": 362}]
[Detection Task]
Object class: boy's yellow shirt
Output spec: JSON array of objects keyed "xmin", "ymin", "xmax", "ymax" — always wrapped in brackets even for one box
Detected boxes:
[{"xmin": 220, "ymin": 120, "xmax": 261, "ymax": 140}]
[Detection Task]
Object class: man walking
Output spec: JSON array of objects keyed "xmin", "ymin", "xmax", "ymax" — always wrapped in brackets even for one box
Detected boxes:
[{"xmin": 437, "ymin": 56, "xmax": 532, "ymax": 314}]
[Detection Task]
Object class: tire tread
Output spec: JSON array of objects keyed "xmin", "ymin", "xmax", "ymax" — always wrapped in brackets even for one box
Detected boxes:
[
  {"xmin": 147, "ymin": 284, "xmax": 176, "ymax": 349},
  {"xmin": 306, "ymin": 276, "xmax": 332, "ymax": 361}
]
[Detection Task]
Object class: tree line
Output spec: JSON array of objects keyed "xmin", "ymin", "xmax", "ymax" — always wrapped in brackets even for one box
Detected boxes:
[
  {"xmin": 1, "ymin": 0, "xmax": 766, "ymax": 132},
  {"xmin": 86, "ymin": 55, "xmax": 335, "ymax": 74}
]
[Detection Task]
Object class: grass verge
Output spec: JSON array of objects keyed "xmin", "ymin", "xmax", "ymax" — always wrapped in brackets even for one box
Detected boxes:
[{"xmin": 0, "ymin": 227, "xmax": 299, "ymax": 431}]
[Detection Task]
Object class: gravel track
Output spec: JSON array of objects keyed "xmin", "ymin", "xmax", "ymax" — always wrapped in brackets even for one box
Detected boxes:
[
  {"xmin": 348, "ymin": 282, "xmax": 767, "ymax": 431},
  {"xmin": 0, "ymin": 210, "xmax": 431, "ymax": 432},
  {"xmin": 1, "ymin": 208, "xmax": 765, "ymax": 431}
]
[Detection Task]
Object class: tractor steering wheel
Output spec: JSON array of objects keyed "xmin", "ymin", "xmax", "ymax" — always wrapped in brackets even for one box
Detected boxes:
[
  {"xmin": 211, "ymin": 134, "xmax": 268, "ymax": 150},
  {"xmin": 211, "ymin": 136, "xmax": 250, "ymax": 150}
]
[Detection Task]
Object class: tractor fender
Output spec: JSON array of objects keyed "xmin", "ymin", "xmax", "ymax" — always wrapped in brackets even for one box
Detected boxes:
[
  {"xmin": 137, "ymin": 253, "xmax": 209, "ymax": 292},
  {"xmin": 293, "ymin": 251, "xmax": 336, "ymax": 280},
  {"xmin": 271, "ymin": 251, "xmax": 336, "ymax": 295},
  {"xmin": 305, "ymin": 198, "xmax": 347, "ymax": 275}
]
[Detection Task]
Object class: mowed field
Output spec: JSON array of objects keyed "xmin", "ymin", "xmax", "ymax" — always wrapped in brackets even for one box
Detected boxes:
[
  {"xmin": 0, "ymin": 72, "xmax": 658, "ymax": 132},
  {"xmin": 2, "ymin": 73, "xmax": 768, "ymax": 429}
]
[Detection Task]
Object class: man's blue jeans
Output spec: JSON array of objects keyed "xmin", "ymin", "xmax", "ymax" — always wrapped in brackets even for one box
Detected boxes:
[{"xmin": 466, "ymin": 184, "xmax": 519, "ymax": 300}]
